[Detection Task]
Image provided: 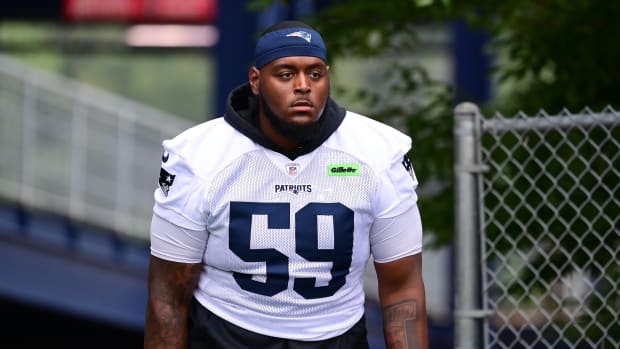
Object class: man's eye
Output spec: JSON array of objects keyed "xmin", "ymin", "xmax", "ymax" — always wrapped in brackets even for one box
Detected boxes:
[{"xmin": 280, "ymin": 72, "xmax": 293, "ymax": 79}]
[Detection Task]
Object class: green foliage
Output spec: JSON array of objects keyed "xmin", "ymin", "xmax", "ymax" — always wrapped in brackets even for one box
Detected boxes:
[{"xmin": 454, "ymin": 1, "xmax": 620, "ymax": 115}]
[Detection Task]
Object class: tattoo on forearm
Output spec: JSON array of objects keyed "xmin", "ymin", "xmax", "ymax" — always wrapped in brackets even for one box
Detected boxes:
[
  {"xmin": 144, "ymin": 261, "xmax": 202, "ymax": 348},
  {"xmin": 383, "ymin": 299, "xmax": 419, "ymax": 349}
]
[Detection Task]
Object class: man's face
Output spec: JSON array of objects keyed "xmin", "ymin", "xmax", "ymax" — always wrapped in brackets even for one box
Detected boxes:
[{"xmin": 250, "ymin": 56, "xmax": 330, "ymax": 142}]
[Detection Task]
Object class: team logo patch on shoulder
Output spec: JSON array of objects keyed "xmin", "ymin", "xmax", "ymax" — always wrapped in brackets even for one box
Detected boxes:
[
  {"xmin": 402, "ymin": 155, "xmax": 416, "ymax": 181},
  {"xmin": 286, "ymin": 30, "xmax": 312, "ymax": 43},
  {"xmin": 159, "ymin": 168, "xmax": 176, "ymax": 197},
  {"xmin": 328, "ymin": 164, "xmax": 360, "ymax": 176}
]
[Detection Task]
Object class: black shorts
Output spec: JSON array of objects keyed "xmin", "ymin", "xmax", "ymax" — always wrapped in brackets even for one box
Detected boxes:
[{"xmin": 189, "ymin": 298, "xmax": 370, "ymax": 349}]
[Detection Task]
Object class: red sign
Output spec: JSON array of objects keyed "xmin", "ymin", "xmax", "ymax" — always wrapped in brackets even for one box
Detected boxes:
[{"xmin": 63, "ymin": 0, "xmax": 218, "ymax": 23}]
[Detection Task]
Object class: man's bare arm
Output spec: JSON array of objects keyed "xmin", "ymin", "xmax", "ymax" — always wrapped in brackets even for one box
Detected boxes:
[
  {"xmin": 375, "ymin": 254, "xmax": 429, "ymax": 349},
  {"xmin": 144, "ymin": 255, "xmax": 202, "ymax": 349}
]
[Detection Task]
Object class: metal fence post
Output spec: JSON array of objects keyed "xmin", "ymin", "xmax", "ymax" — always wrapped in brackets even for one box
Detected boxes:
[{"xmin": 453, "ymin": 102, "xmax": 483, "ymax": 349}]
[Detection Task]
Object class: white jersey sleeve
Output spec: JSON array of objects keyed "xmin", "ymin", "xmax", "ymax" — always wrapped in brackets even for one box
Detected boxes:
[
  {"xmin": 373, "ymin": 150, "xmax": 419, "ymax": 219},
  {"xmin": 153, "ymin": 134, "xmax": 208, "ymax": 231},
  {"xmin": 370, "ymin": 150, "xmax": 423, "ymax": 261},
  {"xmin": 370, "ymin": 202, "xmax": 423, "ymax": 263},
  {"xmin": 150, "ymin": 213, "xmax": 207, "ymax": 263}
]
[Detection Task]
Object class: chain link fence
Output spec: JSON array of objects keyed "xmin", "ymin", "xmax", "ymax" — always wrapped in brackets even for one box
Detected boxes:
[{"xmin": 454, "ymin": 103, "xmax": 619, "ymax": 348}]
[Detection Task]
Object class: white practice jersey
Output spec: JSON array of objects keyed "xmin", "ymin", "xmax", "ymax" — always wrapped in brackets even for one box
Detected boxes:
[{"xmin": 152, "ymin": 110, "xmax": 422, "ymax": 341}]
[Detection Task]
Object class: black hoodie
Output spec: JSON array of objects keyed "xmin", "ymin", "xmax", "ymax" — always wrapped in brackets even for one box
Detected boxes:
[{"xmin": 223, "ymin": 83, "xmax": 347, "ymax": 160}]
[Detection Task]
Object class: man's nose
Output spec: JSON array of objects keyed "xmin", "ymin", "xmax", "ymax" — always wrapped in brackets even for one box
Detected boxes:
[{"xmin": 294, "ymin": 74, "xmax": 310, "ymax": 93}]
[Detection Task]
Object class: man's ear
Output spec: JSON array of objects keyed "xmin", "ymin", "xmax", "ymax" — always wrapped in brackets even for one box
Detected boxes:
[{"xmin": 249, "ymin": 67, "xmax": 260, "ymax": 95}]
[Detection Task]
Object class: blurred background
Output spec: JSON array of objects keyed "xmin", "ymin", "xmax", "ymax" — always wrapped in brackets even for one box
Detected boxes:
[{"xmin": 1, "ymin": 1, "xmax": 618, "ymax": 348}]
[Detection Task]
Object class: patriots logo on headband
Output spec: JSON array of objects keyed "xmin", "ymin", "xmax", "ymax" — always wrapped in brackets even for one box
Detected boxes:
[{"xmin": 286, "ymin": 30, "xmax": 312, "ymax": 43}]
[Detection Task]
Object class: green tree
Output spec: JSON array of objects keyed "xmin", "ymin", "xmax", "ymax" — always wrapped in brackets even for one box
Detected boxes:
[{"xmin": 456, "ymin": 0, "xmax": 620, "ymax": 115}]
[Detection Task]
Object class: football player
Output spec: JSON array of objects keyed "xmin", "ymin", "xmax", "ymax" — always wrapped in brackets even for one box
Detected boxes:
[{"xmin": 144, "ymin": 20, "xmax": 429, "ymax": 349}]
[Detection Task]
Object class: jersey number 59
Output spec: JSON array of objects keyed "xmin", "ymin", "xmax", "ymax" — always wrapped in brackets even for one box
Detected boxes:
[{"xmin": 229, "ymin": 201, "xmax": 354, "ymax": 299}]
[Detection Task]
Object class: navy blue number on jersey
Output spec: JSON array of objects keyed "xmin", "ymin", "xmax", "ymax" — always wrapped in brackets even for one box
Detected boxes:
[{"xmin": 229, "ymin": 202, "xmax": 354, "ymax": 299}]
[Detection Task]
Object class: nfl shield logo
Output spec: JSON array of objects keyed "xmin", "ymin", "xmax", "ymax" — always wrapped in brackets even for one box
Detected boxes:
[{"xmin": 286, "ymin": 163, "xmax": 299, "ymax": 175}]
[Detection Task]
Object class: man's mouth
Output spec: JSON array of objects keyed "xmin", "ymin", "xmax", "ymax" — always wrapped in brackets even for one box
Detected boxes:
[{"xmin": 291, "ymin": 100, "xmax": 313, "ymax": 111}]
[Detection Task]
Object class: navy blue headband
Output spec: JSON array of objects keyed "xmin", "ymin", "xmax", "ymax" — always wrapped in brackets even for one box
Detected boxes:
[{"xmin": 254, "ymin": 27, "xmax": 327, "ymax": 69}]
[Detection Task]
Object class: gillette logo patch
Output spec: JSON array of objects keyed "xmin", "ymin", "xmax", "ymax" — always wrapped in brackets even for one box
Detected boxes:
[{"xmin": 328, "ymin": 164, "xmax": 360, "ymax": 176}]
